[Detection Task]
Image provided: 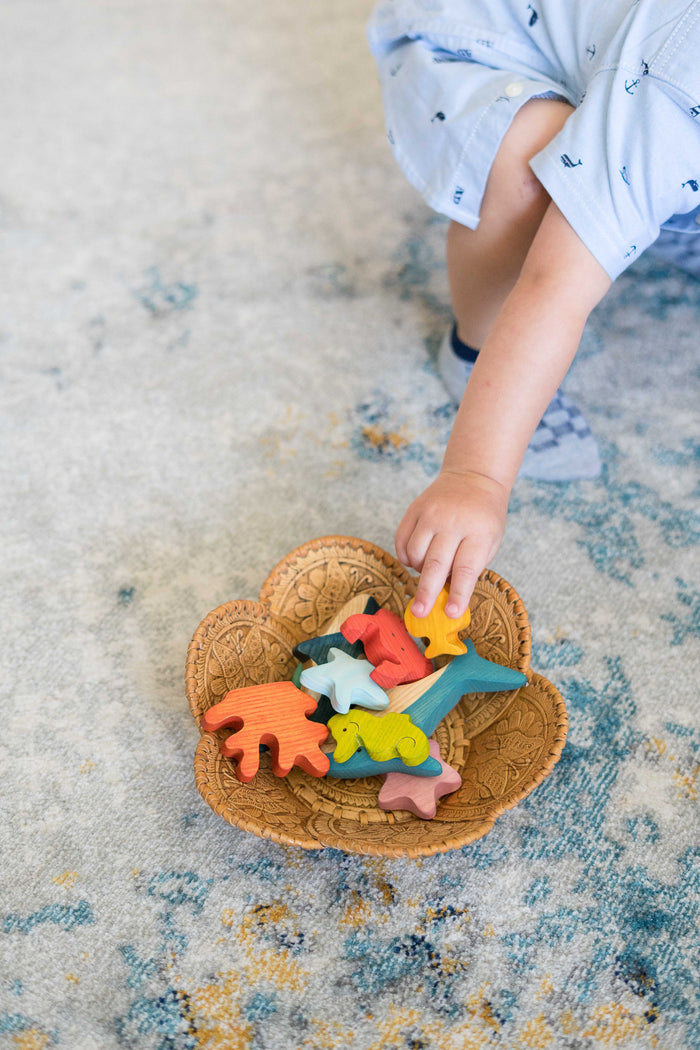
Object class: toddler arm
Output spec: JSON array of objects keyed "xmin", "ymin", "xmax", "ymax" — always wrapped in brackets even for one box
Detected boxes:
[{"xmin": 396, "ymin": 202, "xmax": 611, "ymax": 618}]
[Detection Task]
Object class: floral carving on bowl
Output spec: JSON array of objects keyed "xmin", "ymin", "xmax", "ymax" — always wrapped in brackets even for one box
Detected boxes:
[{"xmin": 186, "ymin": 536, "xmax": 568, "ymax": 857}]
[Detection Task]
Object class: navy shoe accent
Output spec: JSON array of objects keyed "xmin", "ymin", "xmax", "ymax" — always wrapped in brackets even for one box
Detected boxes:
[
  {"xmin": 437, "ymin": 323, "xmax": 602, "ymax": 482},
  {"xmin": 450, "ymin": 323, "xmax": 480, "ymax": 363}
]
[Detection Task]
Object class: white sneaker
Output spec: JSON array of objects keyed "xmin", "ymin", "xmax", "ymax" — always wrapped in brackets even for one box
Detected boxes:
[{"xmin": 437, "ymin": 324, "xmax": 479, "ymax": 403}]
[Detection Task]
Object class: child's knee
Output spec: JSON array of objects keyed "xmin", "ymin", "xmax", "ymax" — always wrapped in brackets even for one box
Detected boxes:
[
  {"xmin": 485, "ymin": 98, "xmax": 573, "ymax": 223},
  {"xmin": 512, "ymin": 165, "xmax": 551, "ymax": 214},
  {"xmin": 505, "ymin": 97, "xmax": 574, "ymax": 160}
]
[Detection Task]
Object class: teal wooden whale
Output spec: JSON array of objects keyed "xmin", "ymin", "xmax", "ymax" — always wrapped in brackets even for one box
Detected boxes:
[
  {"xmin": 404, "ymin": 641, "xmax": 526, "ymax": 736},
  {"xmin": 326, "ymin": 641, "xmax": 527, "ymax": 779}
]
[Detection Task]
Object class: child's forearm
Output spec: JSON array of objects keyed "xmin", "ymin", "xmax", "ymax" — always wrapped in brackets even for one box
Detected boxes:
[
  {"xmin": 397, "ymin": 203, "xmax": 610, "ymax": 618},
  {"xmin": 445, "ymin": 202, "xmax": 611, "ymax": 492},
  {"xmin": 444, "ymin": 277, "xmax": 593, "ymax": 490}
]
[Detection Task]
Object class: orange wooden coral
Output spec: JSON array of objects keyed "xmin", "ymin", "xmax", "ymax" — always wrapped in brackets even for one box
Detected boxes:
[
  {"xmin": 201, "ymin": 682, "xmax": 331, "ymax": 783},
  {"xmin": 341, "ymin": 608, "xmax": 432, "ymax": 689}
]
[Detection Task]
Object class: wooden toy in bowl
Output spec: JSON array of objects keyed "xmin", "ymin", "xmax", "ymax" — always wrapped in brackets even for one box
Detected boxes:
[{"xmin": 186, "ymin": 536, "xmax": 568, "ymax": 858}]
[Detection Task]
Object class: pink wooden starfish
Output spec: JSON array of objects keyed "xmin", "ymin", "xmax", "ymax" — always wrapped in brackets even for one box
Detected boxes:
[{"xmin": 377, "ymin": 740, "xmax": 462, "ymax": 819}]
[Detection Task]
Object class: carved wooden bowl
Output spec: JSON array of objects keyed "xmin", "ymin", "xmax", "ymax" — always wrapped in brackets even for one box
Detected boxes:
[{"xmin": 186, "ymin": 536, "xmax": 568, "ymax": 857}]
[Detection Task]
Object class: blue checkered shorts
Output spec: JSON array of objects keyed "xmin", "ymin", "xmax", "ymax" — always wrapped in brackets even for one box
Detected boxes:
[{"xmin": 368, "ymin": 0, "xmax": 700, "ymax": 278}]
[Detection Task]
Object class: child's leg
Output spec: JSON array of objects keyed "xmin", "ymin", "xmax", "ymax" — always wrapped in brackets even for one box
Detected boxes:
[
  {"xmin": 440, "ymin": 96, "xmax": 601, "ymax": 482},
  {"xmin": 447, "ymin": 97, "xmax": 574, "ymax": 349}
]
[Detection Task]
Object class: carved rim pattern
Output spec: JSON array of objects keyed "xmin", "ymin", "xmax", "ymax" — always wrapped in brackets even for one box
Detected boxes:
[
  {"xmin": 259, "ymin": 535, "xmax": 417, "ymax": 644},
  {"xmin": 186, "ymin": 536, "xmax": 566, "ymax": 857}
]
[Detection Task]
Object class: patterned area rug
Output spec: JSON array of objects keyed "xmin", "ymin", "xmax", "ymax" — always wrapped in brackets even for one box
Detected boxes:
[{"xmin": 1, "ymin": 1, "xmax": 698, "ymax": 1048}]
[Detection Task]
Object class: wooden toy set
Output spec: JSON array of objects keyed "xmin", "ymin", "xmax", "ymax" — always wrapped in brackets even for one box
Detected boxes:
[{"xmin": 186, "ymin": 537, "xmax": 568, "ymax": 857}]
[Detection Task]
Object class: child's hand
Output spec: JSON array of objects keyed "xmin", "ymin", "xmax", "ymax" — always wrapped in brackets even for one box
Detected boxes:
[{"xmin": 395, "ymin": 469, "xmax": 508, "ymax": 620}]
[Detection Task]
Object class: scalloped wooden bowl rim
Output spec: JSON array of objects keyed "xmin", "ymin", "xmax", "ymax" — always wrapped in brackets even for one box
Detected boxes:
[{"xmin": 186, "ymin": 535, "xmax": 566, "ymax": 857}]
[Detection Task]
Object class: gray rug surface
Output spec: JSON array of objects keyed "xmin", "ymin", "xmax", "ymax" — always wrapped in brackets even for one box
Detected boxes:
[{"xmin": 1, "ymin": 2, "xmax": 698, "ymax": 1048}]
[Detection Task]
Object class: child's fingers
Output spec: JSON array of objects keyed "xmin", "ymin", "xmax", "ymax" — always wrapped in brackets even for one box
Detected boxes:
[
  {"xmin": 444, "ymin": 538, "xmax": 483, "ymax": 618},
  {"xmin": 394, "ymin": 508, "xmax": 419, "ymax": 566},
  {"xmin": 410, "ymin": 537, "xmax": 455, "ymax": 617},
  {"xmin": 404, "ymin": 525, "xmax": 434, "ymax": 575}
]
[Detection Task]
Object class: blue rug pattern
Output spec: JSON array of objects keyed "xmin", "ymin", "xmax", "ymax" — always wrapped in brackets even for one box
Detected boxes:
[{"xmin": 0, "ymin": 1, "xmax": 698, "ymax": 1048}]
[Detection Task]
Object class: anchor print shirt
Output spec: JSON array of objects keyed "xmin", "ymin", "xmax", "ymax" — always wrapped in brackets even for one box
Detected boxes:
[{"xmin": 368, "ymin": 0, "xmax": 700, "ymax": 278}]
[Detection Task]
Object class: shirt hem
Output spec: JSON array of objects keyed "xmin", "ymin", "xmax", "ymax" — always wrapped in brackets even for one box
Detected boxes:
[{"xmin": 529, "ymin": 152, "xmax": 633, "ymax": 280}]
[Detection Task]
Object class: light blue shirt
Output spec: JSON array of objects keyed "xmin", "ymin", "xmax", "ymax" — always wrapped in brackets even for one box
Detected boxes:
[{"xmin": 368, "ymin": 0, "xmax": 700, "ymax": 278}]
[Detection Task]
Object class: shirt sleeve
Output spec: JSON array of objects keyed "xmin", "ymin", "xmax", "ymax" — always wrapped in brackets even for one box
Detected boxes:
[{"xmin": 529, "ymin": 71, "xmax": 700, "ymax": 279}]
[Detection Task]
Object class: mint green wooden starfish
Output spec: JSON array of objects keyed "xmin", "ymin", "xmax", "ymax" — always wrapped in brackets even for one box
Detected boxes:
[{"xmin": 299, "ymin": 648, "xmax": 390, "ymax": 715}]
